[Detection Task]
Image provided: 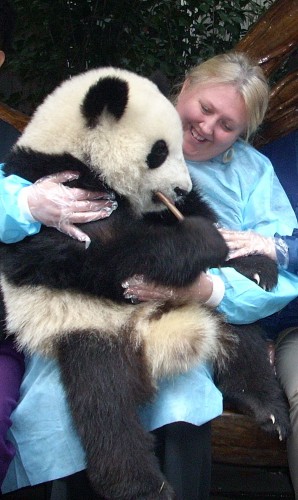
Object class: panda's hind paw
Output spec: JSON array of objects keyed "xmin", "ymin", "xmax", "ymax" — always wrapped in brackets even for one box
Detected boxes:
[{"xmin": 259, "ymin": 412, "xmax": 290, "ymax": 441}]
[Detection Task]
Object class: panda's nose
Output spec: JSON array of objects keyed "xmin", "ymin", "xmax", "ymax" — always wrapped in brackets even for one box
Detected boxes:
[{"xmin": 174, "ymin": 187, "xmax": 188, "ymax": 199}]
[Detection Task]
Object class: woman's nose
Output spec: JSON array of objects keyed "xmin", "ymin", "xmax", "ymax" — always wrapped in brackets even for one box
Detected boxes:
[{"xmin": 200, "ymin": 117, "xmax": 215, "ymax": 137}]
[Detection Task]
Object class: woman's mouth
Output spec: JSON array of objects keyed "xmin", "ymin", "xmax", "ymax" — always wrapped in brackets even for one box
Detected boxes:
[{"xmin": 190, "ymin": 126, "xmax": 206, "ymax": 142}]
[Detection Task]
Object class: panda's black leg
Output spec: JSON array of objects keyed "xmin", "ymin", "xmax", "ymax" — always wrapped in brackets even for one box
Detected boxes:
[
  {"xmin": 56, "ymin": 332, "xmax": 175, "ymax": 500},
  {"xmin": 215, "ymin": 324, "xmax": 290, "ymax": 440}
]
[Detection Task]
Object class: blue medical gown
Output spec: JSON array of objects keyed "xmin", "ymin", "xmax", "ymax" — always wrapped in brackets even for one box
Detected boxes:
[
  {"xmin": 0, "ymin": 164, "xmax": 41, "ymax": 243},
  {"xmin": 3, "ymin": 140, "xmax": 298, "ymax": 492}
]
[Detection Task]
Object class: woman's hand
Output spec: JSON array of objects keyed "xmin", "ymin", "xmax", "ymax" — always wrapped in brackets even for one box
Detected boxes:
[
  {"xmin": 219, "ymin": 228, "xmax": 277, "ymax": 261},
  {"xmin": 22, "ymin": 171, "xmax": 117, "ymax": 246},
  {"xmin": 122, "ymin": 272, "xmax": 223, "ymax": 306}
]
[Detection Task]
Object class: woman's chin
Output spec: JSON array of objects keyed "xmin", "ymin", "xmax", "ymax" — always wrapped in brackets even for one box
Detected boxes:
[
  {"xmin": 184, "ymin": 147, "xmax": 212, "ymax": 162},
  {"xmin": 183, "ymin": 136, "xmax": 210, "ymax": 162}
]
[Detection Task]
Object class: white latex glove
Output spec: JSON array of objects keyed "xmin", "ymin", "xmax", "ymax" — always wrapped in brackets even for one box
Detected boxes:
[
  {"xmin": 20, "ymin": 171, "xmax": 117, "ymax": 247},
  {"xmin": 219, "ymin": 229, "xmax": 277, "ymax": 261},
  {"xmin": 122, "ymin": 272, "xmax": 225, "ymax": 307}
]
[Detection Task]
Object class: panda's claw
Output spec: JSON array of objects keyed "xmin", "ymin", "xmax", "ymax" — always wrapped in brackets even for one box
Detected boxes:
[
  {"xmin": 253, "ymin": 273, "xmax": 260, "ymax": 285},
  {"xmin": 270, "ymin": 414, "xmax": 275, "ymax": 424},
  {"xmin": 159, "ymin": 482, "xmax": 165, "ymax": 493}
]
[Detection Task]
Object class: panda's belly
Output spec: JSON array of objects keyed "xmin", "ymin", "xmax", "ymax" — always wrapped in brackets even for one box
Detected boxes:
[
  {"xmin": 1, "ymin": 276, "xmax": 136, "ymax": 356},
  {"xmin": 1, "ymin": 277, "xmax": 233, "ymax": 380}
]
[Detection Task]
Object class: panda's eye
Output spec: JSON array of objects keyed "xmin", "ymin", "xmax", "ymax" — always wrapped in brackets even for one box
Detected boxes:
[{"xmin": 146, "ymin": 140, "xmax": 169, "ymax": 169}]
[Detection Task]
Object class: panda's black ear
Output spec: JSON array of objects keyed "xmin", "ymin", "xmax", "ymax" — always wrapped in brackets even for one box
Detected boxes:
[
  {"xmin": 149, "ymin": 70, "xmax": 171, "ymax": 97},
  {"xmin": 81, "ymin": 77, "xmax": 128, "ymax": 128}
]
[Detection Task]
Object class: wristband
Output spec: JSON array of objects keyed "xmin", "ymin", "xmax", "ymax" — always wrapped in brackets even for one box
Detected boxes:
[{"xmin": 204, "ymin": 274, "xmax": 225, "ymax": 308}]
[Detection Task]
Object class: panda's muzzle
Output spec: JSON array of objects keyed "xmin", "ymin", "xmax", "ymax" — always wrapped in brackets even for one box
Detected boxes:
[{"xmin": 152, "ymin": 187, "xmax": 187, "ymax": 204}]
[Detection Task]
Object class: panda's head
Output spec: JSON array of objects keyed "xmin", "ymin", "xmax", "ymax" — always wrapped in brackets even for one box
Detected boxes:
[{"xmin": 17, "ymin": 67, "xmax": 192, "ymax": 215}]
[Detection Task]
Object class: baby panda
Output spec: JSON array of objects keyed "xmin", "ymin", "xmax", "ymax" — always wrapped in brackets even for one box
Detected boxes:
[{"xmin": 0, "ymin": 67, "xmax": 289, "ymax": 499}]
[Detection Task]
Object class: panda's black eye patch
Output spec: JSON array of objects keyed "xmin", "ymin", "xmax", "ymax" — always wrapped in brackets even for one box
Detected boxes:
[{"xmin": 146, "ymin": 140, "xmax": 169, "ymax": 169}]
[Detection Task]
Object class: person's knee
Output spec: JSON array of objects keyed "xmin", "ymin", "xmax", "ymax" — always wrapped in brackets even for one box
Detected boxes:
[
  {"xmin": 275, "ymin": 330, "xmax": 298, "ymax": 397},
  {"xmin": 288, "ymin": 387, "xmax": 298, "ymax": 426}
]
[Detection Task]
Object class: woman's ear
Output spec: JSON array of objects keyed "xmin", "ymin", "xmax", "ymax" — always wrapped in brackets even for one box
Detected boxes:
[{"xmin": 0, "ymin": 50, "xmax": 5, "ymax": 68}]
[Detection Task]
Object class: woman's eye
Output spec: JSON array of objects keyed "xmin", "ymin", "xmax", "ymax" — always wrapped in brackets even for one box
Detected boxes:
[
  {"xmin": 201, "ymin": 104, "xmax": 209, "ymax": 113},
  {"xmin": 221, "ymin": 122, "xmax": 233, "ymax": 132}
]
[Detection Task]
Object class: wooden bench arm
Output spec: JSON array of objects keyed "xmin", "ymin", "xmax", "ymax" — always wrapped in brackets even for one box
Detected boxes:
[
  {"xmin": 0, "ymin": 101, "xmax": 29, "ymax": 132},
  {"xmin": 212, "ymin": 410, "xmax": 288, "ymax": 467},
  {"xmin": 254, "ymin": 70, "xmax": 298, "ymax": 147},
  {"xmin": 235, "ymin": 0, "xmax": 298, "ymax": 147}
]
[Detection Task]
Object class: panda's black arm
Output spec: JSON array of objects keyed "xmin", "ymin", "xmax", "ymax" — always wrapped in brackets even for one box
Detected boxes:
[
  {"xmin": 175, "ymin": 188, "xmax": 279, "ymax": 292},
  {"xmin": 80, "ymin": 215, "xmax": 228, "ymax": 300},
  {"xmin": 0, "ymin": 213, "xmax": 228, "ymax": 302},
  {"xmin": 4, "ymin": 149, "xmax": 104, "ymax": 190}
]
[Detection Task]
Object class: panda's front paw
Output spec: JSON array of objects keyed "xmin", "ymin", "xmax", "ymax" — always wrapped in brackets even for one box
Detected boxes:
[{"xmin": 225, "ymin": 254, "xmax": 278, "ymax": 291}]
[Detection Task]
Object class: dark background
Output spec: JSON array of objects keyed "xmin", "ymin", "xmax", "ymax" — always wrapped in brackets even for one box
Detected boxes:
[{"xmin": 0, "ymin": 0, "xmax": 273, "ymax": 114}]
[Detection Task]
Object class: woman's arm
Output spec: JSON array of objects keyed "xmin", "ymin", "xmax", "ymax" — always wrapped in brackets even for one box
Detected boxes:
[
  {"xmin": 0, "ymin": 165, "xmax": 117, "ymax": 244},
  {"xmin": 219, "ymin": 228, "xmax": 298, "ymax": 275},
  {"xmin": 122, "ymin": 272, "xmax": 225, "ymax": 307},
  {"xmin": 210, "ymin": 266, "xmax": 298, "ymax": 324},
  {"xmin": 0, "ymin": 170, "xmax": 41, "ymax": 243},
  {"xmin": 213, "ymin": 148, "xmax": 298, "ymax": 323}
]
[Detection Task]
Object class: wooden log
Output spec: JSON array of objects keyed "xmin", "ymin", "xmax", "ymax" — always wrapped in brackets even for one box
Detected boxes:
[
  {"xmin": 0, "ymin": 101, "xmax": 29, "ymax": 132},
  {"xmin": 235, "ymin": 0, "xmax": 298, "ymax": 147},
  {"xmin": 212, "ymin": 411, "xmax": 288, "ymax": 467},
  {"xmin": 254, "ymin": 71, "xmax": 298, "ymax": 147},
  {"xmin": 235, "ymin": 0, "xmax": 298, "ymax": 78}
]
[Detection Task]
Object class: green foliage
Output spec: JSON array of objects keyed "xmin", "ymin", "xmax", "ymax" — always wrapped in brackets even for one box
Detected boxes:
[{"xmin": 5, "ymin": 0, "xmax": 273, "ymax": 112}]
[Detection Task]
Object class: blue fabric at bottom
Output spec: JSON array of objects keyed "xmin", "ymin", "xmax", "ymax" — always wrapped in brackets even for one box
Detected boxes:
[
  {"xmin": 139, "ymin": 363, "xmax": 222, "ymax": 431},
  {"xmin": 2, "ymin": 356, "xmax": 221, "ymax": 493}
]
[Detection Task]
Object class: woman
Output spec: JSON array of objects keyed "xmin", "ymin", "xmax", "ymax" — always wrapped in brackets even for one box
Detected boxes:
[
  {"xmin": 219, "ymin": 227, "xmax": 298, "ymax": 498},
  {"xmin": 123, "ymin": 52, "xmax": 298, "ymax": 500},
  {"xmin": 3, "ymin": 52, "xmax": 298, "ymax": 499}
]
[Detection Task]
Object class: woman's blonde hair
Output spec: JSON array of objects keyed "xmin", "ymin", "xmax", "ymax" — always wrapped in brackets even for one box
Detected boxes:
[{"xmin": 174, "ymin": 52, "xmax": 269, "ymax": 139}]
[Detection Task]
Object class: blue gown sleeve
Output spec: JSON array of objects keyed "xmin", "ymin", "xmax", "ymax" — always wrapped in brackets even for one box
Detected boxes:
[
  {"xmin": 210, "ymin": 267, "xmax": 298, "ymax": 324},
  {"xmin": 0, "ymin": 164, "xmax": 41, "ymax": 243}
]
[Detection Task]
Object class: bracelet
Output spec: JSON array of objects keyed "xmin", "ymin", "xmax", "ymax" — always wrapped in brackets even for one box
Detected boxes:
[{"xmin": 204, "ymin": 274, "xmax": 225, "ymax": 308}]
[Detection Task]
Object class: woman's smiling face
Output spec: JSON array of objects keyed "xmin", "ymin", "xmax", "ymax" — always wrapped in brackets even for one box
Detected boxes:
[{"xmin": 176, "ymin": 82, "xmax": 248, "ymax": 162}]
